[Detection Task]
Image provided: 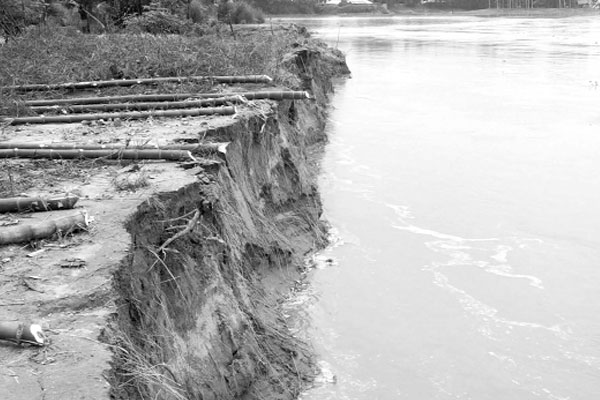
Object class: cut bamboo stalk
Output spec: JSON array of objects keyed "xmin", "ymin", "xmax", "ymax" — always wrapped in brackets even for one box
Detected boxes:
[
  {"xmin": 22, "ymin": 91, "xmax": 311, "ymax": 107},
  {"xmin": 0, "ymin": 322, "xmax": 46, "ymax": 346},
  {"xmin": 3, "ymin": 106, "xmax": 235, "ymax": 125},
  {"xmin": 0, "ymin": 142, "xmax": 228, "ymax": 153},
  {"xmin": 29, "ymin": 95, "xmax": 246, "ymax": 114},
  {"xmin": 0, "ymin": 210, "xmax": 90, "ymax": 245},
  {"xmin": 0, "ymin": 194, "xmax": 79, "ymax": 213},
  {"xmin": 243, "ymin": 90, "xmax": 311, "ymax": 101},
  {"xmin": 3, "ymin": 75, "xmax": 273, "ymax": 92},
  {"xmin": 0, "ymin": 148, "xmax": 195, "ymax": 160}
]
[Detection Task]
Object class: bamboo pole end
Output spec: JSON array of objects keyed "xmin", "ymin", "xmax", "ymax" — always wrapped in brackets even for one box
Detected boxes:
[
  {"xmin": 218, "ymin": 142, "xmax": 229, "ymax": 154},
  {"xmin": 28, "ymin": 324, "xmax": 48, "ymax": 346}
]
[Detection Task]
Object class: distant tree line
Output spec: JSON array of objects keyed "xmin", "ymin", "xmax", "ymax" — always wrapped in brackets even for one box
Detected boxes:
[
  {"xmin": 2, "ymin": 0, "xmax": 590, "ymax": 38},
  {"xmin": 422, "ymin": 0, "xmax": 585, "ymax": 9},
  {"xmin": 0, "ymin": 0, "xmax": 272, "ymax": 38}
]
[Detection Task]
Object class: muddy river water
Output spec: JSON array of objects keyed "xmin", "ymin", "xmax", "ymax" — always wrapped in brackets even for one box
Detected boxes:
[{"xmin": 279, "ymin": 15, "xmax": 600, "ymax": 400}]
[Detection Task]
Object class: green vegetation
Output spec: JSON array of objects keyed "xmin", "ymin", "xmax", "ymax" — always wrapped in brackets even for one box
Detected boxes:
[
  {"xmin": 254, "ymin": 0, "xmax": 319, "ymax": 14},
  {"xmin": 0, "ymin": 12, "xmax": 306, "ymax": 114},
  {"xmin": 0, "ymin": 0, "xmax": 270, "ymax": 39}
]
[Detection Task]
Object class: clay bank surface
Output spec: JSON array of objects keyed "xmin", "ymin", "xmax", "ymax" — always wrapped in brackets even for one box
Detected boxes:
[{"xmin": 0, "ymin": 25, "xmax": 348, "ymax": 400}]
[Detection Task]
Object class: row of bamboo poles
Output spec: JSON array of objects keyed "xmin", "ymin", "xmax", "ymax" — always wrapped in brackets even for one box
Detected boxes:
[
  {"xmin": 0, "ymin": 76, "xmax": 307, "ymax": 303},
  {"xmin": 1, "ymin": 74, "xmax": 273, "ymax": 92},
  {"xmin": 1, "ymin": 87, "xmax": 310, "ymax": 125},
  {"xmin": 22, "ymin": 90, "xmax": 310, "ymax": 107},
  {"xmin": 0, "ymin": 141, "xmax": 228, "ymax": 244},
  {"xmin": 0, "ymin": 77, "xmax": 311, "ymax": 346}
]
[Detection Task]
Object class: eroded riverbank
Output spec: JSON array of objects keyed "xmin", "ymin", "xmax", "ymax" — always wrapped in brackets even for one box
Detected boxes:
[{"xmin": 0, "ymin": 26, "xmax": 349, "ymax": 399}]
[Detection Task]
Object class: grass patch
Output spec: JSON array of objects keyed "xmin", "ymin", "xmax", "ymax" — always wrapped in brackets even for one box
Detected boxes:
[
  {"xmin": 0, "ymin": 159, "xmax": 96, "ymax": 197},
  {"xmin": 0, "ymin": 23, "xmax": 306, "ymax": 114},
  {"xmin": 113, "ymin": 170, "xmax": 150, "ymax": 192}
]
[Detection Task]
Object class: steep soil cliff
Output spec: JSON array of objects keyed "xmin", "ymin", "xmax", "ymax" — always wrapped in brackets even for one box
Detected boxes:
[{"xmin": 107, "ymin": 39, "xmax": 349, "ymax": 399}]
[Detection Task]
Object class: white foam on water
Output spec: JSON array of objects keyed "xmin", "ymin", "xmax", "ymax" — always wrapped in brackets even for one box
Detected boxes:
[
  {"xmin": 489, "ymin": 269, "xmax": 544, "ymax": 289},
  {"xmin": 392, "ymin": 224, "xmax": 469, "ymax": 242},
  {"xmin": 488, "ymin": 352, "xmax": 575, "ymax": 400},
  {"xmin": 384, "ymin": 202, "xmax": 415, "ymax": 221},
  {"xmin": 311, "ymin": 254, "xmax": 339, "ymax": 270},
  {"xmin": 393, "ymin": 221, "xmax": 546, "ymax": 289},
  {"xmin": 488, "ymin": 351, "xmax": 517, "ymax": 367},
  {"xmin": 491, "ymin": 245, "xmax": 511, "ymax": 263},
  {"xmin": 314, "ymin": 360, "xmax": 337, "ymax": 385},
  {"xmin": 560, "ymin": 349, "xmax": 600, "ymax": 370}
]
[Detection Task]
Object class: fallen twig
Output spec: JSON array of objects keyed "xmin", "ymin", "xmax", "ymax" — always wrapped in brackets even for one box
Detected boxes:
[
  {"xmin": 0, "ymin": 302, "xmax": 25, "ymax": 306},
  {"xmin": 21, "ymin": 277, "xmax": 45, "ymax": 293},
  {"xmin": 26, "ymin": 248, "xmax": 46, "ymax": 258},
  {"xmin": 59, "ymin": 258, "xmax": 86, "ymax": 268}
]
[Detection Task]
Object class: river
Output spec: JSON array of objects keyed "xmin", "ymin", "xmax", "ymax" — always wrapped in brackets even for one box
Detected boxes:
[{"xmin": 279, "ymin": 14, "xmax": 600, "ymax": 400}]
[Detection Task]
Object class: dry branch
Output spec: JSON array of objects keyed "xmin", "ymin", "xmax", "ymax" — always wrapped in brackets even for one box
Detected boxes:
[
  {"xmin": 3, "ymin": 107, "xmax": 236, "ymax": 125},
  {"xmin": 22, "ymin": 91, "xmax": 310, "ymax": 107},
  {"xmin": 3, "ymin": 75, "xmax": 273, "ymax": 92},
  {"xmin": 159, "ymin": 209, "xmax": 201, "ymax": 252},
  {"xmin": 0, "ymin": 322, "xmax": 47, "ymax": 346},
  {"xmin": 0, "ymin": 148, "xmax": 195, "ymax": 161},
  {"xmin": 0, "ymin": 210, "xmax": 90, "ymax": 245},
  {"xmin": 29, "ymin": 96, "xmax": 247, "ymax": 114},
  {"xmin": 0, "ymin": 194, "xmax": 79, "ymax": 213}
]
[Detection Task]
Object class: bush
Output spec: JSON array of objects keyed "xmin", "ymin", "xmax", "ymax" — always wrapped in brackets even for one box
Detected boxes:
[
  {"xmin": 0, "ymin": 0, "xmax": 44, "ymax": 37},
  {"xmin": 252, "ymin": 0, "xmax": 318, "ymax": 14},
  {"xmin": 124, "ymin": 2, "xmax": 187, "ymax": 33},
  {"xmin": 218, "ymin": 0, "xmax": 264, "ymax": 24},
  {"xmin": 188, "ymin": 0, "xmax": 208, "ymax": 23},
  {"xmin": 232, "ymin": 1, "xmax": 264, "ymax": 23}
]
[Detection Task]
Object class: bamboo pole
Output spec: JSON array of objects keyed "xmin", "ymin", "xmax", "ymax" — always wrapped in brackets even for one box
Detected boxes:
[
  {"xmin": 29, "ymin": 96, "xmax": 246, "ymax": 114},
  {"xmin": 0, "ymin": 210, "xmax": 90, "ymax": 245},
  {"xmin": 0, "ymin": 142, "xmax": 228, "ymax": 153},
  {"xmin": 3, "ymin": 75, "xmax": 273, "ymax": 92},
  {"xmin": 0, "ymin": 148, "xmax": 195, "ymax": 160},
  {"xmin": 22, "ymin": 91, "xmax": 310, "ymax": 107},
  {"xmin": 242, "ymin": 90, "xmax": 311, "ymax": 101},
  {"xmin": 0, "ymin": 194, "xmax": 79, "ymax": 213},
  {"xmin": 3, "ymin": 106, "xmax": 236, "ymax": 125},
  {"xmin": 0, "ymin": 322, "xmax": 46, "ymax": 346}
]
